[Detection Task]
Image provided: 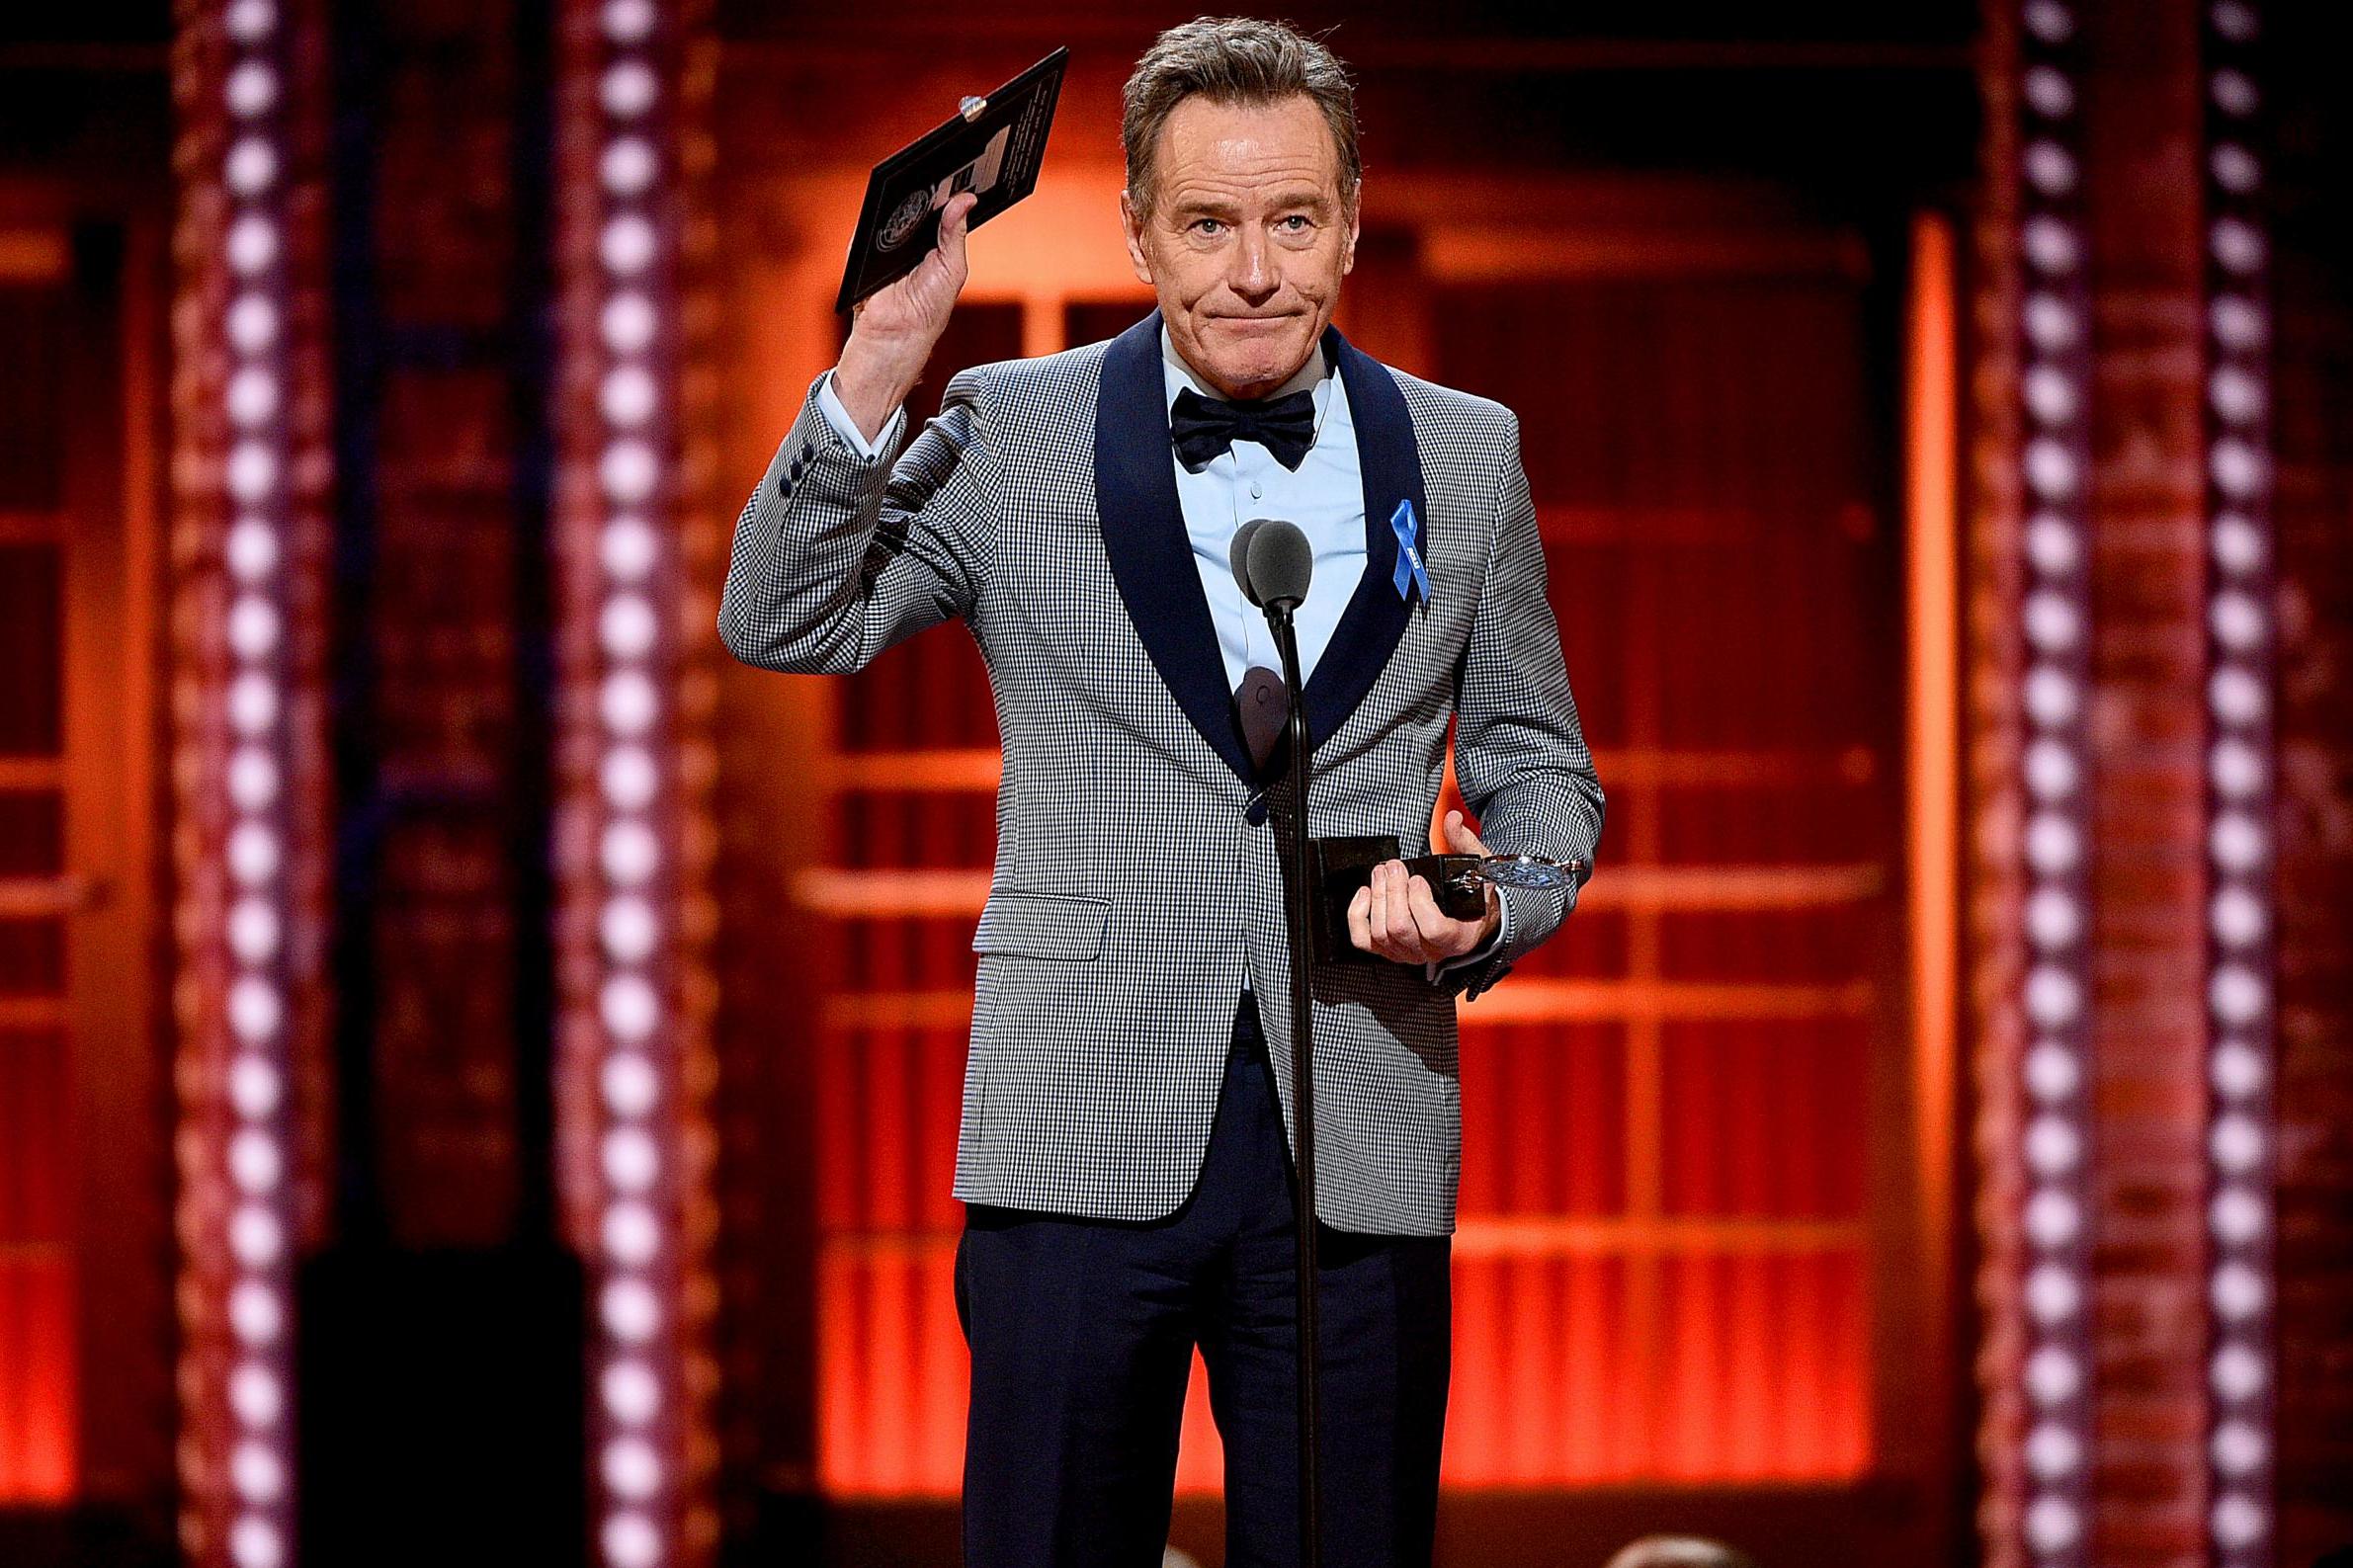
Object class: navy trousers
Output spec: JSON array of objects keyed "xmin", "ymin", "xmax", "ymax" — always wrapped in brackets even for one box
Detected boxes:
[{"xmin": 955, "ymin": 993, "xmax": 1452, "ymax": 1568}]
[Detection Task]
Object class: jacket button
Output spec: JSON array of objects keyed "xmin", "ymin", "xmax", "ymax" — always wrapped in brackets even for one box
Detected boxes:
[{"xmin": 1245, "ymin": 793, "xmax": 1268, "ymax": 826}]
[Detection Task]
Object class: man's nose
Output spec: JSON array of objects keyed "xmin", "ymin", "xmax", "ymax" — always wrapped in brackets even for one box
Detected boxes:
[{"xmin": 1225, "ymin": 226, "xmax": 1277, "ymax": 303}]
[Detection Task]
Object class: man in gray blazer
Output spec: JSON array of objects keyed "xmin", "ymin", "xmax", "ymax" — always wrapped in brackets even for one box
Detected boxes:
[{"xmin": 720, "ymin": 17, "xmax": 1602, "ymax": 1567}]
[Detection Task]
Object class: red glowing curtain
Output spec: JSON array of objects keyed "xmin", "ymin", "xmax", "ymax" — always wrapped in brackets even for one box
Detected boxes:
[
  {"xmin": 1432, "ymin": 276, "xmax": 1883, "ymax": 1482},
  {"xmin": 0, "ymin": 284, "xmax": 76, "ymax": 1503}
]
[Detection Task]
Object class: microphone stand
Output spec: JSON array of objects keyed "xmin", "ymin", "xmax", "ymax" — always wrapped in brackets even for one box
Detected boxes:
[{"xmin": 1263, "ymin": 599, "xmax": 1323, "ymax": 1568}]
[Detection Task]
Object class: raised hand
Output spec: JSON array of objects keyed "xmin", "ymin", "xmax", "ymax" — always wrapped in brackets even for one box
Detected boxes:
[{"xmin": 831, "ymin": 191, "xmax": 979, "ymax": 444}]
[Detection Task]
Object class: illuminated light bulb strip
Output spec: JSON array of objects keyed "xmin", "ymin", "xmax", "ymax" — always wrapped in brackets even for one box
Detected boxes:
[
  {"xmin": 170, "ymin": 1, "xmax": 323, "ymax": 1564},
  {"xmin": 558, "ymin": 1, "xmax": 721, "ymax": 1563},
  {"xmin": 2197, "ymin": 5, "xmax": 2276, "ymax": 1564},
  {"xmin": 2009, "ymin": 5, "xmax": 2096, "ymax": 1565}
]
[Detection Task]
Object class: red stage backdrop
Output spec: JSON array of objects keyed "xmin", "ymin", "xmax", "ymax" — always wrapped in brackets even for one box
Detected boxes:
[{"xmin": 0, "ymin": 291, "xmax": 77, "ymax": 1495}]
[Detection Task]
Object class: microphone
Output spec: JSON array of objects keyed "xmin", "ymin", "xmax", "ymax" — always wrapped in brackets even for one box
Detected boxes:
[
  {"xmin": 1232, "ymin": 517, "xmax": 1313, "ymax": 614},
  {"xmin": 1229, "ymin": 518, "xmax": 1270, "ymax": 603},
  {"xmin": 1227, "ymin": 513, "xmax": 1327, "ymax": 1567}
]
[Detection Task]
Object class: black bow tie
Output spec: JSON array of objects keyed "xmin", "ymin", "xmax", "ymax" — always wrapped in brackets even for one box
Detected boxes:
[{"xmin": 1170, "ymin": 385, "xmax": 1317, "ymax": 472}]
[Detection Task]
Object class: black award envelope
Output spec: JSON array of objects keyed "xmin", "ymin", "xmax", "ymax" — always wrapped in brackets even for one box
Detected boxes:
[{"xmin": 834, "ymin": 47, "xmax": 1068, "ymax": 315}]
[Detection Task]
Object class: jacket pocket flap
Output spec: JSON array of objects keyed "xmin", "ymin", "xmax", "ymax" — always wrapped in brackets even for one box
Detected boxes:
[{"xmin": 971, "ymin": 890, "xmax": 1112, "ymax": 961}]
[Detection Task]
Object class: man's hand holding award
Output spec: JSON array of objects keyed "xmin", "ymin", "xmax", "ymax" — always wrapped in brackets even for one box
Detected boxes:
[{"xmin": 831, "ymin": 189, "xmax": 976, "ymax": 446}]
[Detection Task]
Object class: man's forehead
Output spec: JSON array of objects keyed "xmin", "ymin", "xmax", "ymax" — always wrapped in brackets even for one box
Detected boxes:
[{"xmin": 1159, "ymin": 95, "xmax": 1338, "ymax": 170}]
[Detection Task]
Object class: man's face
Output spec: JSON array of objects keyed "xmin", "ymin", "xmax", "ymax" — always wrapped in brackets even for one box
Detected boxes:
[{"xmin": 1122, "ymin": 93, "xmax": 1359, "ymax": 402}]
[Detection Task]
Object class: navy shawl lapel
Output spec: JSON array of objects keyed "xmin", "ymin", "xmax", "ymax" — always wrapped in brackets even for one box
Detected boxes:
[
  {"xmin": 1094, "ymin": 310, "xmax": 1256, "ymax": 782},
  {"xmin": 1303, "ymin": 322, "xmax": 1422, "ymax": 751}
]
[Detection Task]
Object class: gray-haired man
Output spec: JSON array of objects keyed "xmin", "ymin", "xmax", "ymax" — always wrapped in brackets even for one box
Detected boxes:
[{"xmin": 721, "ymin": 16, "xmax": 1603, "ymax": 1565}]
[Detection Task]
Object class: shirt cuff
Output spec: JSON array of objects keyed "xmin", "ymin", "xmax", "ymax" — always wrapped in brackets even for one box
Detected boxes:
[
  {"xmin": 1428, "ymin": 891, "xmax": 1512, "ymax": 982},
  {"xmin": 814, "ymin": 369, "xmax": 904, "ymax": 460}
]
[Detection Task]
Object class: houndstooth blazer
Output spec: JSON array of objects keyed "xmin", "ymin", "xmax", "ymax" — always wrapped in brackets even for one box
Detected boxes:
[{"xmin": 720, "ymin": 309, "xmax": 1604, "ymax": 1236}]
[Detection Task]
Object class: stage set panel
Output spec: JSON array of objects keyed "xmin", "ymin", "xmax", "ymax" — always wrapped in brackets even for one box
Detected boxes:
[
  {"xmin": 0, "ymin": 223, "xmax": 170, "ymax": 1519},
  {"xmin": 0, "ymin": 273, "xmax": 78, "ymax": 1506}
]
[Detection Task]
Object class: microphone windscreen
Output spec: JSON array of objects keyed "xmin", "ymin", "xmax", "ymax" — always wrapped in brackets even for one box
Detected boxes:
[
  {"xmin": 1228, "ymin": 518, "xmax": 1269, "ymax": 604},
  {"xmin": 1243, "ymin": 519, "xmax": 1314, "ymax": 611}
]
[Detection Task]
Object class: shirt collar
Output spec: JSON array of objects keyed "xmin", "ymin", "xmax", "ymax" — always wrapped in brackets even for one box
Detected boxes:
[{"xmin": 1160, "ymin": 322, "xmax": 1333, "ymax": 414}]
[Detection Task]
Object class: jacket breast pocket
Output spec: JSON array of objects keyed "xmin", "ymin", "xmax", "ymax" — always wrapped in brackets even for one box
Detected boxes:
[{"xmin": 970, "ymin": 890, "xmax": 1112, "ymax": 962}]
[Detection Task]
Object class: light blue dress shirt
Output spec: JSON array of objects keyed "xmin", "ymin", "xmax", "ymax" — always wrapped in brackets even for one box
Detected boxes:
[{"xmin": 1156, "ymin": 325, "xmax": 1365, "ymax": 689}]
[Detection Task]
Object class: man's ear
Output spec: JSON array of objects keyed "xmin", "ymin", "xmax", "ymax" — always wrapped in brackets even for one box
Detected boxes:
[
  {"xmin": 1342, "ymin": 186, "xmax": 1362, "ymax": 275},
  {"xmin": 1120, "ymin": 189, "xmax": 1154, "ymax": 286}
]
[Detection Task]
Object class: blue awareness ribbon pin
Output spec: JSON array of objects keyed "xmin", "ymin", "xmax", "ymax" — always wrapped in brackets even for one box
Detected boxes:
[{"xmin": 1390, "ymin": 498, "xmax": 1432, "ymax": 605}]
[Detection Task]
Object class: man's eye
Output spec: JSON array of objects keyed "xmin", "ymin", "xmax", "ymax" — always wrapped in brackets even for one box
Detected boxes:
[
  {"xmin": 1192, "ymin": 218, "xmax": 1223, "ymax": 235},
  {"xmin": 1281, "ymin": 214, "xmax": 1311, "ymax": 230}
]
